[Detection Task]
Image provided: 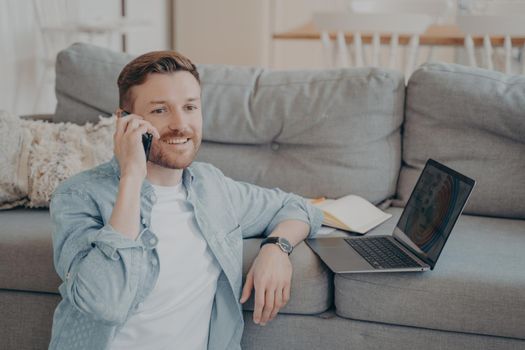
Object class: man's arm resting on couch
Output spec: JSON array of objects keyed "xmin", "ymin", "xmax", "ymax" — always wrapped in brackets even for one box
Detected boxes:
[{"xmin": 240, "ymin": 219, "xmax": 310, "ymax": 326}]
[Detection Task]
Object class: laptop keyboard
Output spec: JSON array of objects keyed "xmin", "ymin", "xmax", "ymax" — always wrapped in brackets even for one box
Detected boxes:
[{"xmin": 345, "ymin": 237, "xmax": 421, "ymax": 269}]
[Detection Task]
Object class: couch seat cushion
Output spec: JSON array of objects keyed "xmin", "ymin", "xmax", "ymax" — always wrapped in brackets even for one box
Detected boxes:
[
  {"xmin": 0, "ymin": 208, "xmax": 61, "ymax": 293},
  {"xmin": 0, "ymin": 209, "xmax": 333, "ymax": 315},
  {"xmin": 242, "ymin": 239, "xmax": 333, "ymax": 315},
  {"xmin": 334, "ymin": 207, "xmax": 525, "ymax": 339}
]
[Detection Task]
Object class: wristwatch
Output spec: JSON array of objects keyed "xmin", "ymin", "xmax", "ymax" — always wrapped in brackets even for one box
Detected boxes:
[{"xmin": 260, "ymin": 237, "xmax": 293, "ymax": 255}]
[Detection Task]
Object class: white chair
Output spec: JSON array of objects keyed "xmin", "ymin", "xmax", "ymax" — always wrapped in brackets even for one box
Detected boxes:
[
  {"xmin": 349, "ymin": 0, "xmax": 454, "ymax": 24},
  {"xmin": 458, "ymin": 1, "xmax": 525, "ymax": 74},
  {"xmin": 348, "ymin": 0, "xmax": 454, "ymax": 63},
  {"xmin": 313, "ymin": 12, "xmax": 433, "ymax": 78}
]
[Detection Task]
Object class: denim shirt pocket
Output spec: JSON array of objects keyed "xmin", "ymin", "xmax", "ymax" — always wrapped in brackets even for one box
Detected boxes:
[
  {"xmin": 220, "ymin": 224, "xmax": 243, "ymax": 267},
  {"xmin": 221, "ymin": 224, "xmax": 242, "ymax": 245}
]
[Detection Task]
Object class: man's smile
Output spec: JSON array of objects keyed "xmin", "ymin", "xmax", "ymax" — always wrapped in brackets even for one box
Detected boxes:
[{"xmin": 161, "ymin": 137, "xmax": 190, "ymax": 145}]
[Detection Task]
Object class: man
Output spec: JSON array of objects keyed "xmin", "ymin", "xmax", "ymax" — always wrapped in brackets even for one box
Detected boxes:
[{"xmin": 48, "ymin": 50, "xmax": 322, "ymax": 350}]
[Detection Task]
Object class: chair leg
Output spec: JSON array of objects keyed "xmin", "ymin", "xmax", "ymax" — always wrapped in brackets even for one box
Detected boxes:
[
  {"xmin": 354, "ymin": 32, "xmax": 363, "ymax": 67},
  {"xmin": 372, "ymin": 33, "xmax": 380, "ymax": 67},
  {"xmin": 320, "ymin": 31, "xmax": 333, "ymax": 68},
  {"xmin": 483, "ymin": 35, "xmax": 494, "ymax": 70},
  {"xmin": 465, "ymin": 35, "xmax": 477, "ymax": 67},
  {"xmin": 504, "ymin": 35, "xmax": 512, "ymax": 75},
  {"xmin": 336, "ymin": 31, "xmax": 349, "ymax": 67},
  {"xmin": 405, "ymin": 35, "xmax": 419, "ymax": 79},
  {"xmin": 388, "ymin": 33, "xmax": 399, "ymax": 69},
  {"xmin": 522, "ymin": 43, "xmax": 525, "ymax": 75}
]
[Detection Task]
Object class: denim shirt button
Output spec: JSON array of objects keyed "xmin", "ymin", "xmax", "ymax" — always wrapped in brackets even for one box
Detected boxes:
[
  {"xmin": 136, "ymin": 302, "xmax": 144, "ymax": 310},
  {"xmin": 149, "ymin": 238, "xmax": 156, "ymax": 245},
  {"xmin": 141, "ymin": 218, "xmax": 147, "ymax": 225},
  {"xmin": 151, "ymin": 258, "xmax": 158, "ymax": 266}
]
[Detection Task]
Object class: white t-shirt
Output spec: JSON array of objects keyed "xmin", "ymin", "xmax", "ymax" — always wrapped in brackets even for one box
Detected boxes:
[{"xmin": 111, "ymin": 182, "xmax": 221, "ymax": 350}]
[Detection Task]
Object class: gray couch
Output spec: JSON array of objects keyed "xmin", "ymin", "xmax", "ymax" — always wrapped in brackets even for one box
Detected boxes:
[{"xmin": 1, "ymin": 43, "xmax": 524, "ymax": 349}]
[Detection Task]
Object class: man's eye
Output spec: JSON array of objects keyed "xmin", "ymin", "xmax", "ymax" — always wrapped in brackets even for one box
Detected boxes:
[
  {"xmin": 151, "ymin": 108, "xmax": 165, "ymax": 114},
  {"xmin": 185, "ymin": 105, "xmax": 198, "ymax": 111}
]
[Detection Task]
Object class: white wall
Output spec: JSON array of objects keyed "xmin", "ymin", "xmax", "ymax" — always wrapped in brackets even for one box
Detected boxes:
[{"xmin": 174, "ymin": 0, "xmax": 271, "ymax": 66}]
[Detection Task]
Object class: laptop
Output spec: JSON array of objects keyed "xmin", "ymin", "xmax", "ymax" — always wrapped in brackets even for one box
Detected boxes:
[{"xmin": 306, "ymin": 159, "xmax": 475, "ymax": 273}]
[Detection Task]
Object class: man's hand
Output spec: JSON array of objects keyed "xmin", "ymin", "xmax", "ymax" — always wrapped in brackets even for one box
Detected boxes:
[
  {"xmin": 109, "ymin": 110, "xmax": 160, "ymax": 241},
  {"xmin": 114, "ymin": 110, "xmax": 160, "ymax": 180},
  {"xmin": 240, "ymin": 244, "xmax": 292, "ymax": 326}
]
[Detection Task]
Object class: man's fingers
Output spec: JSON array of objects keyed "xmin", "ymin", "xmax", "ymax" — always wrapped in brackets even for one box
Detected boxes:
[
  {"xmin": 269, "ymin": 288, "xmax": 283, "ymax": 321},
  {"xmin": 145, "ymin": 123, "xmax": 160, "ymax": 139},
  {"xmin": 115, "ymin": 113, "xmax": 160, "ymax": 141},
  {"xmin": 260, "ymin": 287, "xmax": 274, "ymax": 325},
  {"xmin": 115, "ymin": 112, "xmax": 132, "ymax": 139},
  {"xmin": 132, "ymin": 125, "xmax": 150, "ymax": 139},
  {"xmin": 283, "ymin": 284, "xmax": 291, "ymax": 305},
  {"xmin": 240, "ymin": 270, "xmax": 254, "ymax": 304},
  {"xmin": 117, "ymin": 114, "xmax": 142, "ymax": 136},
  {"xmin": 253, "ymin": 288, "xmax": 265, "ymax": 325},
  {"xmin": 125, "ymin": 118, "xmax": 160, "ymax": 139},
  {"xmin": 125, "ymin": 118, "xmax": 144, "ymax": 134}
]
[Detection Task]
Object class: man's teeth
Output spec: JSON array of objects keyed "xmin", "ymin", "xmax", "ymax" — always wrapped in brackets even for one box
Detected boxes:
[{"xmin": 163, "ymin": 138, "xmax": 189, "ymax": 144}]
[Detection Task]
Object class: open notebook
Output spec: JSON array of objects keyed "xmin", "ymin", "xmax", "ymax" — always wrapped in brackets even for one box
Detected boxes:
[{"xmin": 311, "ymin": 195, "xmax": 392, "ymax": 234}]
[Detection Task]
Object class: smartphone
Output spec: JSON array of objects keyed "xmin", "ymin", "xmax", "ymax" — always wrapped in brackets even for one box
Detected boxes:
[{"xmin": 121, "ymin": 110, "xmax": 153, "ymax": 161}]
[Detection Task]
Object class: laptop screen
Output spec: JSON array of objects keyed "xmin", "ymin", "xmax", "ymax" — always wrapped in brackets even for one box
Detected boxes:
[{"xmin": 395, "ymin": 159, "xmax": 475, "ymax": 268}]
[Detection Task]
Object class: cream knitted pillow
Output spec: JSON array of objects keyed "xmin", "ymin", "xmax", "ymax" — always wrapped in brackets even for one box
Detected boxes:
[{"xmin": 0, "ymin": 111, "xmax": 115, "ymax": 209}]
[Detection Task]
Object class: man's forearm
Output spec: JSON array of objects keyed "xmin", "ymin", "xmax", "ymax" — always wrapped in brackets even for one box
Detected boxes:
[
  {"xmin": 109, "ymin": 175, "xmax": 142, "ymax": 240},
  {"xmin": 267, "ymin": 219, "xmax": 310, "ymax": 247}
]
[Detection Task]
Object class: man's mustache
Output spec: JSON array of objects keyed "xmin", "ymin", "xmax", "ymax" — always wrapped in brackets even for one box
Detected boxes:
[{"xmin": 159, "ymin": 129, "xmax": 194, "ymax": 141}]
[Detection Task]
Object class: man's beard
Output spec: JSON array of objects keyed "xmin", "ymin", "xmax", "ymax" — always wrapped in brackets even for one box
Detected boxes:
[{"xmin": 147, "ymin": 135, "xmax": 201, "ymax": 170}]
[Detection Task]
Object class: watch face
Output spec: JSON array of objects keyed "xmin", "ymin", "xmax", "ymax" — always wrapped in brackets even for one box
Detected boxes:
[{"xmin": 278, "ymin": 238, "xmax": 293, "ymax": 253}]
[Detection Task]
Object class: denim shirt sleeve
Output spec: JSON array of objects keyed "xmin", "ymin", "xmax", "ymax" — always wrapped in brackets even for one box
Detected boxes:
[
  {"xmin": 50, "ymin": 190, "xmax": 144, "ymax": 326},
  {"xmin": 218, "ymin": 170, "xmax": 324, "ymax": 239}
]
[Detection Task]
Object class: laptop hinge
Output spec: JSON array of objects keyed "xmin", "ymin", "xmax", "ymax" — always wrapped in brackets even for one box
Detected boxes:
[{"xmin": 392, "ymin": 227, "xmax": 434, "ymax": 268}]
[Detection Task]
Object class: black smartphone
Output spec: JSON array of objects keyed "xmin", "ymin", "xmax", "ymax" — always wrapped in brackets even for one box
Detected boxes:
[{"xmin": 121, "ymin": 110, "xmax": 153, "ymax": 161}]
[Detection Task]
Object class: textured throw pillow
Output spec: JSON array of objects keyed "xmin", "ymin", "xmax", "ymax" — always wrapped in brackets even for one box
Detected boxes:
[{"xmin": 0, "ymin": 111, "xmax": 115, "ymax": 209}]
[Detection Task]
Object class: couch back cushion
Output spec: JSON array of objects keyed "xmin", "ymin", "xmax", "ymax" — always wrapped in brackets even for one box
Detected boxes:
[
  {"xmin": 395, "ymin": 63, "xmax": 525, "ymax": 219},
  {"xmin": 54, "ymin": 44, "xmax": 134, "ymax": 123},
  {"xmin": 54, "ymin": 43, "xmax": 405, "ymax": 201}
]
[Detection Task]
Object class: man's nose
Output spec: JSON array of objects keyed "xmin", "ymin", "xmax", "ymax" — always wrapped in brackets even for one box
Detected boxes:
[{"xmin": 167, "ymin": 110, "xmax": 185, "ymax": 130}]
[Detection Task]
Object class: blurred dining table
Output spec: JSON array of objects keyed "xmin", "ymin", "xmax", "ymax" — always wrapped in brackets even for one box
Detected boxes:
[{"xmin": 273, "ymin": 20, "xmax": 525, "ymax": 47}]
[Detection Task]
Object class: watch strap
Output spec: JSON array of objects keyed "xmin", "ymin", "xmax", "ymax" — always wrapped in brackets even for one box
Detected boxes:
[{"xmin": 260, "ymin": 237, "xmax": 292, "ymax": 255}]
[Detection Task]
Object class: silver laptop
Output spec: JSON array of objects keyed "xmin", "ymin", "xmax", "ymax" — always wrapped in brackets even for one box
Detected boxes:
[{"xmin": 306, "ymin": 159, "xmax": 476, "ymax": 273}]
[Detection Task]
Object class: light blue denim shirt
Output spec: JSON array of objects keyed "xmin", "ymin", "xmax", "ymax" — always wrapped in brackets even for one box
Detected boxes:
[{"xmin": 48, "ymin": 157, "xmax": 323, "ymax": 350}]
